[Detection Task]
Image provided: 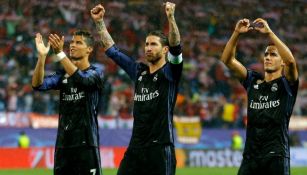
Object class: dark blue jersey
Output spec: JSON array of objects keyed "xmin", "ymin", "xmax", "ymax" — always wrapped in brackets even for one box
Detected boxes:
[
  {"xmin": 33, "ymin": 65, "xmax": 104, "ymax": 148},
  {"xmin": 106, "ymin": 45, "xmax": 183, "ymax": 148},
  {"xmin": 242, "ymin": 70, "xmax": 299, "ymax": 158}
]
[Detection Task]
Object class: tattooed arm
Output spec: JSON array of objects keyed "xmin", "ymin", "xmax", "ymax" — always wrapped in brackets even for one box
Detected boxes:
[
  {"xmin": 165, "ymin": 2, "xmax": 180, "ymax": 46},
  {"xmin": 90, "ymin": 4, "xmax": 114, "ymax": 50}
]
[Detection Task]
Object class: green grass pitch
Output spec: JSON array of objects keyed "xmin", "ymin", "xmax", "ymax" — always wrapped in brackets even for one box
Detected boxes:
[{"xmin": 0, "ymin": 167, "xmax": 307, "ymax": 175}]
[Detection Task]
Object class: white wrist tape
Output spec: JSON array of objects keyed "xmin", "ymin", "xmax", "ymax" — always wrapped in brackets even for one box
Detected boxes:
[{"xmin": 54, "ymin": 51, "xmax": 66, "ymax": 62}]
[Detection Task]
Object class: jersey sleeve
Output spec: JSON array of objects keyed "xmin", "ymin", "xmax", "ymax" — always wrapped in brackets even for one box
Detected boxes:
[
  {"xmin": 69, "ymin": 66, "xmax": 104, "ymax": 90},
  {"xmin": 164, "ymin": 56, "xmax": 183, "ymax": 82},
  {"xmin": 105, "ymin": 45, "xmax": 138, "ymax": 81},
  {"xmin": 32, "ymin": 71, "xmax": 63, "ymax": 91},
  {"xmin": 282, "ymin": 77, "xmax": 299, "ymax": 97},
  {"xmin": 163, "ymin": 45, "xmax": 183, "ymax": 82}
]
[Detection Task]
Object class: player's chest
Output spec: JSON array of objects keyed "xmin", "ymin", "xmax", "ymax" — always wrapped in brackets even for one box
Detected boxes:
[
  {"xmin": 60, "ymin": 76, "xmax": 86, "ymax": 102},
  {"xmin": 248, "ymin": 80, "xmax": 284, "ymax": 110},
  {"xmin": 135, "ymin": 71, "xmax": 167, "ymax": 92}
]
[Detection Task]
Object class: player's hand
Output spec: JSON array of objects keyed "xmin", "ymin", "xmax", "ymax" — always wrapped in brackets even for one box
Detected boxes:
[
  {"xmin": 164, "ymin": 2, "xmax": 176, "ymax": 20},
  {"xmin": 91, "ymin": 4, "xmax": 105, "ymax": 22},
  {"xmin": 49, "ymin": 34, "xmax": 64, "ymax": 54},
  {"xmin": 35, "ymin": 33, "xmax": 50, "ymax": 57},
  {"xmin": 253, "ymin": 18, "xmax": 272, "ymax": 34},
  {"xmin": 234, "ymin": 18, "xmax": 252, "ymax": 34}
]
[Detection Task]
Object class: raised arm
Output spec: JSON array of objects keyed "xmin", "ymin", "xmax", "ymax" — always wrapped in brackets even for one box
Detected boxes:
[
  {"xmin": 253, "ymin": 18, "xmax": 298, "ymax": 82},
  {"xmin": 90, "ymin": 4, "xmax": 137, "ymax": 81},
  {"xmin": 32, "ymin": 33, "xmax": 50, "ymax": 87},
  {"xmin": 221, "ymin": 19, "xmax": 251, "ymax": 80},
  {"xmin": 165, "ymin": 2, "xmax": 180, "ymax": 47},
  {"xmin": 90, "ymin": 4, "xmax": 114, "ymax": 50}
]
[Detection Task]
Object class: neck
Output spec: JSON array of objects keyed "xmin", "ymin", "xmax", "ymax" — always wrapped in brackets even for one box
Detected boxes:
[
  {"xmin": 148, "ymin": 56, "xmax": 166, "ymax": 73},
  {"xmin": 72, "ymin": 57, "xmax": 90, "ymax": 70},
  {"xmin": 264, "ymin": 70, "xmax": 282, "ymax": 82}
]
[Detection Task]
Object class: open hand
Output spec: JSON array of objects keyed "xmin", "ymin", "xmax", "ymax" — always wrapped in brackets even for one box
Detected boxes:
[
  {"xmin": 49, "ymin": 34, "xmax": 64, "ymax": 54},
  {"xmin": 35, "ymin": 33, "xmax": 50, "ymax": 57}
]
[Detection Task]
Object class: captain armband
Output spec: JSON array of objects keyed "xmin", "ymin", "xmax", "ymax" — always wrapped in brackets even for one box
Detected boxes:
[{"xmin": 168, "ymin": 52, "xmax": 183, "ymax": 64}]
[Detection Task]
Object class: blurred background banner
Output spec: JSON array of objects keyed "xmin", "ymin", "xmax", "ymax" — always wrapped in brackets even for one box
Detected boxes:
[
  {"xmin": 1, "ymin": 147, "xmax": 307, "ymax": 168},
  {"xmin": 174, "ymin": 116, "xmax": 202, "ymax": 144}
]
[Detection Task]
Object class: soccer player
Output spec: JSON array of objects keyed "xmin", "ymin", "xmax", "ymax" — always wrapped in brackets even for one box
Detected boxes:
[
  {"xmin": 221, "ymin": 18, "xmax": 299, "ymax": 175},
  {"xmin": 90, "ymin": 2, "xmax": 182, "ymax": 175},
  {"xmin": 32, "ymin": 30, "xmax": 103, "ymax": 175}
]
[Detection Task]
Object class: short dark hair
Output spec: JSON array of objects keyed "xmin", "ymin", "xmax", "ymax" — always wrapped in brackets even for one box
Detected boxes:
[
  {"xmin": 147, "ymin": 30, "xmax": 169, "ymax": 46},
  {"xmin": 73, "ymin": 30, "xmax": 94, "ymax": 47}
]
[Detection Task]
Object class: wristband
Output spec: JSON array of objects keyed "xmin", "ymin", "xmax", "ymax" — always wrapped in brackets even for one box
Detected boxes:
[
  {"xmin": 168, "ymin": 52, "xmax": 183, "ymax": 64},
  {"xmin": 54, "ymin": 51, "xmax": 66, "ymax": 62}
]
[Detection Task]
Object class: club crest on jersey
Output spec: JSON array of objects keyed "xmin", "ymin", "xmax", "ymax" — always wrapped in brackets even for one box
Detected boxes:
[
  {"xmin": 253, "ymin": 84, "xmax": 259, "ymax": 89},
  {"xmin": 153, "ymin": 74, "xmax": 158, "ymax": 82},
  {"xmin": 62, "ymin": 79, "xmax": 68, "ymax": 84},
  {"xmin": 271, "ymin": 83, "xmax": 278, "ymax": 92}
]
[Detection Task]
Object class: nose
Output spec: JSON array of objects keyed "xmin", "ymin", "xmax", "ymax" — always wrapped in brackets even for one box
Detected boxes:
[
  {"xmin": 145, "ymin": 46, "xmax": 152, "ymax": 52},
  {"xmin": 264, "ymin": 55, "xmax": 270, "ymax": 61}
]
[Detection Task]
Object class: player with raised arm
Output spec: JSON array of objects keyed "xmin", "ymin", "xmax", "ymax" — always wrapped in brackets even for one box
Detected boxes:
[
  {"xmin": 32, "ymin": 30, "xmax": 103, "ymax": 175},
  {"xmin": 91, "ymin": 2, "xmax": 182, "ymax": 175},
  {"xmin": 221, "ymin": 18, "xmax": 299, "ymax": 175}
]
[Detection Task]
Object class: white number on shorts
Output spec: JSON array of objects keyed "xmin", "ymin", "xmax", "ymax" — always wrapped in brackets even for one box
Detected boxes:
[{"xmin": 90, "ymin": 169, "xmax": 96, "ymax": 175}]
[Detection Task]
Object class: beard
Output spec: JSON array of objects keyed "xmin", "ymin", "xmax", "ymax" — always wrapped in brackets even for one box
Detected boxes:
[{"xmin": 145, "ymin": 52, "xmax": 163, "ymax": 64}]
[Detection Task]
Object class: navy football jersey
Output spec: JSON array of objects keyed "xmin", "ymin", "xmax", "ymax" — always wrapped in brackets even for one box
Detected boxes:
[
  {"xmin": 242, "ymin": 70, "xmax": 299, "ymax": 158},
  {"xmin": 106, "ymin": 46, "xmax": 183, "ymax": 148},
  {"xmin": 33, "ymin": 65, "xmax": 104, "ymax": 148}
]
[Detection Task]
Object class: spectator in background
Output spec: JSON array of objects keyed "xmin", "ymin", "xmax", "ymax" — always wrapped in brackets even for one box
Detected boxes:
[
  {"xmin": 18, "ymin": 131, "xmax": 30, "ymax": 148},
  {"xmin": 231, "ymin": 130, "xmax": 243, "ymax": 150}
]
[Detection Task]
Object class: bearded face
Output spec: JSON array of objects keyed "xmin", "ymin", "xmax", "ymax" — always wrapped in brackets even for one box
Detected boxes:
[{"xmin": 144, "ymin": 35, "xmax": 167, "ymax": 64}]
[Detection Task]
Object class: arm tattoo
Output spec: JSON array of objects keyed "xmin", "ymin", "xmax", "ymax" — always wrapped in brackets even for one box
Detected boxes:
[
  {"xmin": 95, "ymin": 20, "xmax": 115, "ymax": 49},
  {"xmin": 168, "ymin": 20, "xmax": 180, "ymax": 46},
  {"xmin": 95, "ymin": 20, "xmax": 106, "ymax": 33}
]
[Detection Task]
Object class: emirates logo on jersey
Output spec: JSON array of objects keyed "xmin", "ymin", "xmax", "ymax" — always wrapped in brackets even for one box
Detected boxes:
[
  {"xmin": 249, "ymin": 95, "xmax": 280, "ymax": 109},
  {"xmin": 62, "ymin": 88, "xmax": 85, "ymax": 101},
  {"xmin": 134, "ymin": 88, "xmax": 159, "ymax": 101}
]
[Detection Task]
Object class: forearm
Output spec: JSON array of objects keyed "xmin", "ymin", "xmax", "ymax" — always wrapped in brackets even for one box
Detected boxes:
[
  {"xmin": 32, "ymin": 55, "xmax": 46, "ymax": 87},
  {"xmin": 268, "ymin": 32, "xmax": 295, "ymax": 65},
  {"xmin": 168, "ymin": 17, "xmax": 180, "ymax": 46},
  {"xmin": 59, "ymin": 58, "xmax": 78, "ymax": 76},
  {"xmin": 221, "ymin": 31, "xmax": 240, "ymax": 64},
  {"xmin": 95, "ymin": 19, "xmax": 115, "ymax": 50}
]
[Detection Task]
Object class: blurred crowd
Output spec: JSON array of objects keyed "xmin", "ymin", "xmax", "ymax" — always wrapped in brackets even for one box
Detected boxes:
[{"xmin": 0, "ymin": 0, "xmax": 306, "ymax": 128}]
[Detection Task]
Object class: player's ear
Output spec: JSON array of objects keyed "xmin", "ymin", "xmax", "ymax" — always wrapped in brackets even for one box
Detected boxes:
[
  {"xmin": 163, "ymin": 46, "xmax": 169, "ymax": 55},
  {"xmin": 87, "ymin": 46, "xmax": 93, "ymax": 54}
]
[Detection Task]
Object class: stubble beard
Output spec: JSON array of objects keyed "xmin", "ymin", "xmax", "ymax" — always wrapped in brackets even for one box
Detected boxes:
[{"xmin": 146, "ymin": 53, "xmax": 163, "ymax": 64}]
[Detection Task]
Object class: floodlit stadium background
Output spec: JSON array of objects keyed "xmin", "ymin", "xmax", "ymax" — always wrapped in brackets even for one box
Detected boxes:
[{"xmin": 0, "ymin": 0, "xmax": 307, "ymax": 174}]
